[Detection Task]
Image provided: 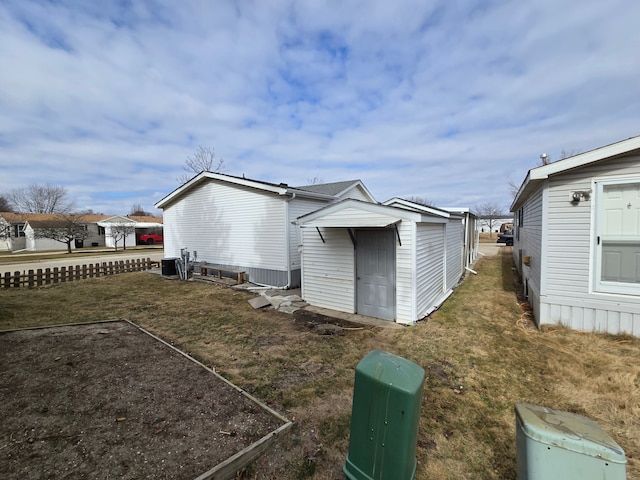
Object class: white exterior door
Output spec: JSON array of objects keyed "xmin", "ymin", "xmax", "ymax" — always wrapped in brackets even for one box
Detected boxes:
[
  {"xmin": 356, "ymin": 230, "xmax": 396, "ymax": 320},
  {"xmin": 595, "ymin": 179, "xmax": 640, "ymax": 294}
]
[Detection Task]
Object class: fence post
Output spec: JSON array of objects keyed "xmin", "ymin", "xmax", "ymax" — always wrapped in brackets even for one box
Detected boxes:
[
  {"xmin": 28, "ymin": 269, "xmax": 35, "ymax": 288},
  {"xmin": 36, "ymin": 268, "xmax": 43, "ymax": 287},
  {"xmin": 61, "ymin": 266, "xmax": 67, "ymax": 283},
  {"xmin": 45, "ymin": 268, "xmax": 52, "ymax": 285},
  {"xmin": 108, "ymin": 261, "xmax": 114, "ymax": 275},
  {"xmin": 13, "ymin": 271, "xmax": 20, "ymax": 288},
  {"xmin": 2, "ymin": 271, "xmax": 8, "ymax": 288},
  {"xmin": 74, "ymin": 265, "xmax": 80, "ymax": 281},
  {"xmin": 82, "ymin": 264, "xmax": 87, "ymax": 279}
]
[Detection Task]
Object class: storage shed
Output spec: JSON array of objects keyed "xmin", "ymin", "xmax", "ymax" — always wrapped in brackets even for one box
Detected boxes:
[
  {"xmin": 511, "ymin": 135, "xmax": 640, "ymax": 336},
  {"xmin": 297, "ymin": 199, "xmax": 465, "ymax": 324}
]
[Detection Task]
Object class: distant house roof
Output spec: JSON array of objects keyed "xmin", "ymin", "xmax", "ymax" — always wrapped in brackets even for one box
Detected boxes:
[
  {"xmin": 511, "ymin": 134, "xmax": 640, "ymax": 211},
  {"xmin": 0, "ymin": 212, "xmax": 162, "ymax": 226},
  {"xmin": 155, "ymin": 172, "xmax": 375, "ymax": 209}
]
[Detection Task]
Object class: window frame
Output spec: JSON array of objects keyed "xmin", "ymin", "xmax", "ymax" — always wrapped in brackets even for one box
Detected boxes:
[{"xmin": 593, "ymin": 176, "xmax": 640, "ymax": 296}]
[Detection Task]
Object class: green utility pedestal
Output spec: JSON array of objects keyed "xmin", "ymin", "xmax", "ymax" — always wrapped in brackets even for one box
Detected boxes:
[
  {"xmin": 515, "ymin": 403, "xmax": 627, "ymax": 479},
  {"xmin": 343, "ymin": 350, "xmax": 425, "ymax": 480}
]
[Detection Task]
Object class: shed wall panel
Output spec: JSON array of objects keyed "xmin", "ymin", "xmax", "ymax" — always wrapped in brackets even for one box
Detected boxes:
[
  {"xmin": 415, "ymin": 223, "xmax": 445, "ymax": 318},
  {"xmin": 395, "ymin": 222, "xmax": 415, "ymax": 324},
  {"xmin": 445, "ymin": 219, "xmax": 464, "ymax": 290},
  {"xmin": 301, "ymin": 227, "xmax": 355, "ymax": 313}
]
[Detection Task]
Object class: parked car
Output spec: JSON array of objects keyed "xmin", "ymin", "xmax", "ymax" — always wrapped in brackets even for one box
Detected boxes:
[
  {"xmin": 497, "ymin": 232, "xmax": 513, "ymax": 246},
  {"xmin": 138, "ymin": 233, "xmax": 163, "ymax": 245}
]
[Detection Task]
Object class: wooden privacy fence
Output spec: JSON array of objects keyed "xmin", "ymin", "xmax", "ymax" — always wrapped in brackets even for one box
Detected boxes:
[{"xmin": 1, "ymin": 258, "xmax": 158, "ymax": 289}]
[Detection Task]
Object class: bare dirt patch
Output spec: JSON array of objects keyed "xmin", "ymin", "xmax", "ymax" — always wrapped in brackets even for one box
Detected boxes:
[{"xmin": 0, "ymin": 321, "xmax": 288, "ymax": 480}]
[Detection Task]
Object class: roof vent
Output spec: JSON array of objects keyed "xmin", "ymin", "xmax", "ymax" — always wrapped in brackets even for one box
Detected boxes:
[{"xmin": 279, "ymin": 183, "xmax": 288, "ymax": 188}]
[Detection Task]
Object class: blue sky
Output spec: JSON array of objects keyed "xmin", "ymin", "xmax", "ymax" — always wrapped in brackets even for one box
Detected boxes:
[{"xmin": 1, "ymin": 0, "xmax": 639, "ymax": 215}]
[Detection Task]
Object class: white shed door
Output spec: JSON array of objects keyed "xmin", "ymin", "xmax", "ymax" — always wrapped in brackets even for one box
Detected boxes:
[
  {"xmin": 596, "ymin": 181, "xmax": 640, "ymax": 292},
  {"xmin": 356, "ymin": 230, "xmax": 395, "ymax": 320}
]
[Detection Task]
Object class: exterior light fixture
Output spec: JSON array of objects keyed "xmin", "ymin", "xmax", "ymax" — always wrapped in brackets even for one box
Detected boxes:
[{"xmin": 570, "ymin": 190, "xmax": 591, "ymax": 204}]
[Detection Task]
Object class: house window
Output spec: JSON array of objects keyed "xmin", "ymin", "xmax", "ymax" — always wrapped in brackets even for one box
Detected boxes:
[
  {"xmin": 516, "ymin": 207, "xmax": 524, "ymax": 241},
  {"xmin": 13, "ymin": 225, "xmax": 25, "ymax": 237},
  {"xmin": 594, "ymin": 178, "xmax": 640, "ymax": 295},
  {"xmin": 98, "ymin": 226, "xmax": 105, "ymax": 235}
]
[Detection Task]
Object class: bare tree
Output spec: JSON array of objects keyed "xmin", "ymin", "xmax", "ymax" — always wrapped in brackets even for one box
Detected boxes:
[
  {"xmin": 177, "ymin": 146, "xmax": 225, "ymax": 184},
  {"xmin": 109, "ymin": 221, "xmax": 136, "ymax": 251},
  {"xmin": 507, "ymin": 179, "xmax": 520, "ymax": 199},
  {"xmin": 130, "ymin": 204, "xmax": 150, "ymax": 216},
  {"xmin": 8, "ymin": 184, "xmax": 74, "ymax": 214},
  {"xmin": 475, "ymin": 202, "xmax": 508, "ymax": 237},
  {"xmin": 407, "ymin": 196, "xmax": 435, "ymax": 207},
  {"xmin": 0, "ymin": 195, "xmax": 13, "ymax": 212},
  {"xmin": 306, "ymin": 176, "xmax": 324, "ymax": 185},
  {"xmin": 32, "ymin": 214, "xmax": 90, "ymax": 254}
]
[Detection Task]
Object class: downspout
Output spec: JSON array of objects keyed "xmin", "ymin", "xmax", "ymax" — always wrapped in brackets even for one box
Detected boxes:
[{"xmin": 283, "ymin": 192, "xmax": 296, "ymax": 289}]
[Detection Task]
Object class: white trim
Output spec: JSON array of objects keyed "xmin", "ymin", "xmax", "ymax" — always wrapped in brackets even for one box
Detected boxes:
[
  {"xmin": 335, "ymin": 181, "xmax": 377, "ymax": 203},
  {"xmin": 592, "ymin": 175, "xmax": 640, "ymax": 296},
  {"xmin": 382, "ymin": 198, "xmax": 451, "ymax": 218}
]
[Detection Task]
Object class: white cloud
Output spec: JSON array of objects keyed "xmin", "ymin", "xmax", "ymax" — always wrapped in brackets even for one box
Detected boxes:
[{"xmin": 1, "ymin": 0, "xmax": 639, "ymax": 215}]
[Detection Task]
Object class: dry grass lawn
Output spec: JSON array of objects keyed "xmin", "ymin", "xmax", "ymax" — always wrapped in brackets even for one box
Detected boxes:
[{"xmin": 1, "ymin": 250, "xmax": 638, "ymax": 479}]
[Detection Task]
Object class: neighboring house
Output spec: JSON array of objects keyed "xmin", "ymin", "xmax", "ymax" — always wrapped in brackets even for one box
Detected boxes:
[
  {"xmin": 0, "ymin": 215, "xmax": 11, "ymax": 251},
  {"xmin": 0, "ymin": 212, "xmax": 163, "ymax": 252},
  {"xmin": 18, "ymin": 214, "xmax": 106, "ymax": 251},
  {"xmin": 511, "ymin": 135, "xmax": 640, "ymax": 336},
  {"xmin": 154, "ymin": 172, "xmax": 376, "ymax": 288},
  {"xmin": 296, "ymin": 198, "xmax": 467, "ymax": 324},
  {"xmin": 0, "ymin": 212, "xmax": 28, "ymax": 251},
  {"xmin": 98, "ymin": 215, "xmax": 164, "ymax": 249}
]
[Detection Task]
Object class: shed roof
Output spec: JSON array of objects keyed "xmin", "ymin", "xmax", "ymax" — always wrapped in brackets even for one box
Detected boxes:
[
  {"xmin": 511, "ymin": 134, "xmax": 640, "ymax": 211},
  {"xmin": 296, "ymin": 199, "xmax": 448, "ymax": 228}
]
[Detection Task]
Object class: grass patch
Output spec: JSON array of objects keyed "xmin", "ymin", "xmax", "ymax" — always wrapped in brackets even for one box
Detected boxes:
[{"xmin": 1, "ymin": 251, "xmax": 638, "ymax": 479}]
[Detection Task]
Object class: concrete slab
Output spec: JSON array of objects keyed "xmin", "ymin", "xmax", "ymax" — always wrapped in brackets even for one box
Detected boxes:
[{"xmin": 248, "ymin": 296, "xmax": 271, "ymax": 309}]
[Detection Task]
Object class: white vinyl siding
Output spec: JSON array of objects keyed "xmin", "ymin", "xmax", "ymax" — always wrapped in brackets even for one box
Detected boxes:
[
  {"xmin": 395, "ymin": 222, "xmax": 415, "ymax": 324},
  {"xmin": 415, "ymin": 223, "xmax": 445, "ymax": 318},
  {"xmin": 288, "ymin": 197, "xmax": 328, "ymax": 269},
  {"xmin": 163, "ymin": 182, "xmax": 287, "ymax": 270},
  {"xmin": 445, "ymin": 219, "xmax": 464, "ymax": 290},
  {"xmin": 301, "ymin": 227, "xmax": 355, "ymax": 313}
]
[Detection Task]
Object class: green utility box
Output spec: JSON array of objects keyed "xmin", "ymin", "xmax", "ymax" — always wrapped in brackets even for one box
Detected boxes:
[
  {"xmin": 515, "ymin": 403, "xmax": 627, "ymax": 480},
  {"xmin": 343, "ymin": 350, "xmax": 425, "ymax": 480}
]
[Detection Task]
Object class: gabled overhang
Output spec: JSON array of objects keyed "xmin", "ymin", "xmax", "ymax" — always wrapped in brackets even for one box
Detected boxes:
[
  {"xmin": 511, "ymin": 135, "xmax": 640, "ymax": 211},
  {"xmin": 296, "ymin": 199, "xmax": 448, "ymax": 228}
]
